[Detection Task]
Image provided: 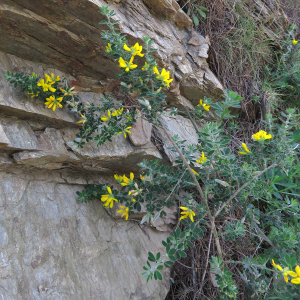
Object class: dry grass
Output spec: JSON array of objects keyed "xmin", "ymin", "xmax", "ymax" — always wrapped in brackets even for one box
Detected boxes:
[{"xmin": 179, "ymin": 0, "xmax": 289, "ymax": 124}]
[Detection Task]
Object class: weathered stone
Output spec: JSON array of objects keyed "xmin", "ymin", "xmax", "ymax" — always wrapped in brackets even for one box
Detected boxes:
[
  {"xmin": 0, "ymin": 0, "xmax": 223, "ymax": 110},
  {"xmin": 143, "ymin": 0, "xmax": 178, "ymax": 20},
  {"xmin": 0, "ymin": 172, "xmax": 170, "ymax": 300},
  {"xmin": 0, "ymin": 126, "xmax": 9, "ymax": 146},
  {"xmin": 174, "ymin": 8, "xmax": 193, "ymax": 27},
  {"xmin": 0, "ymin": 117, "xmax": 41, "ymax": 151},
  {"xmin": 61, "ymin": 128, "xmax": 162, "ymax": 173},
  {"xmin": 0, "ymin": 52, "xmax": 81, "ymax": 127},
  {"xmin": 156, "ymin": 110, "xmax": 200, "ymax": 163},
  {"xmin": 129, "ymin": 115, "xmax": 153, "ymax": 146},
  {"xmin": 0, "ymin": 153, "xmax": 13, "ymax": 170},
  {"xmin": 13, "ymin": 150, "xmax": 79, "ymax": 170}
]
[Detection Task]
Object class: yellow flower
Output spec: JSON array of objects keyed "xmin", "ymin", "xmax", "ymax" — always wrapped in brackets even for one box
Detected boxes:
[
  {"xmin": 77, "ymin": 114, "xmax": 86, "ymax": 124},
  {"xmin": 112, "ymin": 108, "xmax": 123, "ymax": 116},
  {"xmin": 101, "ymin": 186, "xmax": 118, "ymax": 208},
  {"xmin": 272, "ymin": 259, "xmax": 283, "ymax": 271},
  {"xmin": 123, "ymin": 43, "xmax": 144, "ymax": 57},
  {"xmin": 106, "ymin": 43, "xmax": 112, "ymax": 53},
  {"xmin": 197, "ymin": 99, "xmax": 210, "ymax": 111},
  {"xmin": 238, "ymin": 143, "xmax": 251, "ymax": 155},
  {"xmin": 283, "ymin": 268, "xmax": 289, "ymax": 283},
  {"xmin": 287, "ymin": 271, "xmax": 298, "ymax": 278},
  {"xmin": 179, "ymin": 206, "xmax": 196, "ymax": 222},
  {"xmin": 60, "ymin": 87, "xmax": 77, "ymax": 96},
  {"xmin": 191, "ymin": 168, "xmax": 199, "ymax": 176},
  {"xmin": 196, "ymin": 152, "xmax": 207, "ymax": 164},
  {"xmin": 118, "ymin": 56, "xmax": 138, "ymax": 72},
  {"xmin": 291, "ymin": 278, "xmax": 300, "ymax": 284},
  {"xmin": 37, "ymin": 79, "xmax": 56, "ymax": 92},
  {"xmin": 45, "ymin": 95, "xmax": 63, "ymax": 111},
  {"xmin": 27, "ymin": 91, "xmax": 39, "ymax": 98},
  {"xmin": 45, "ymin": 73, "xmax": 60, "ymax": 84},
  {"xmin": 114, "ymin": 174, "xmax": 123, "ymax": 183},
  {"xmin": 117, "ymin": 205, "xmax": 129, "ymax": 220},
  {"xmin": 153, "ymin": 66, "xmax": 173, "ymax": 87},
  {"xmin": 252, "ymin": 130, "xmax": 272, "ymax": 141},
  {"xmin": 142, "ymin": 62, "xmax": 149, "ymax": 71},
  {"xmin": 295, "ymin": 265, "xmax": 300, "ymax": 277},
  {"xmin": 121, "ymin": 172, "xmax": 134, "ymax": 186},
  {"xmin": 101, "ymin": 110, "xmax": 111, "ymax": 122},
  {"xmin": 293, "ymin": 40, "xmax": 298, "ymax": 45},
  {"xmin": 119, "ymin": 126, "xmax": 132, "ymax": 138}
]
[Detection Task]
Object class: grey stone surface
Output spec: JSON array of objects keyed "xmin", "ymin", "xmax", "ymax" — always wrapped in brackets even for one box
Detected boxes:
[
  {"xmin": 0, "ymin": 172, "xmax": 170, "ymax": 300},
  {"xmin": 156, "ymin": 110, "xmax": 200, "ymax": 164}
]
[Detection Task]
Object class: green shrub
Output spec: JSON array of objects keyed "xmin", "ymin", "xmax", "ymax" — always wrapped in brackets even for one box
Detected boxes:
[{"xmin": 6, "ymin": 5, "xmax": 300, "ymax": 299}]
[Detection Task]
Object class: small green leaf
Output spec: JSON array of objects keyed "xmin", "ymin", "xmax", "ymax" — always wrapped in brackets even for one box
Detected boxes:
[
  {"xmin": 192, "ymin": 15, "xmax": 199, "ymax": 26},
  {"xmin": 154, "ymin": 270, "xmax": 163, "ymax": 280},
  {"xmin": 148, "ymin": 252, "xmax": 156, "ymax": 262},
  {"xmin": 178, "ymin": 250, "xmax": 187, "ymax": 258}
]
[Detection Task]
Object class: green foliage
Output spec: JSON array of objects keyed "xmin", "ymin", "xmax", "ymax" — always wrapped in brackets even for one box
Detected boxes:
[
  {"xmin": 142, "ymin": 211, "xmax": 207, "ymax": 282},
  {"xmin": 183, "ymin": 0, "xmax": 208, "ymax": 26},
  {"xmin": 224, "ymin": 221, "xmax": 246, "ymax": 241},
  {"xmin": 5, "ymin": 71, "xmax": 79, "ymax": 109},
  {"xmin": 264, "ymin": 24, "xmax": 300, "ymax": 106},
  {"xmin": 6, "ymin": 5, "xmax": 300, "ymax": 299},
  {"xmin": 76, "ymin": 7, "xmax": 300, "ymax": 298},
  {"xmin": 210, "ymin": 256, "xmax": 238, "ymax": 299}
]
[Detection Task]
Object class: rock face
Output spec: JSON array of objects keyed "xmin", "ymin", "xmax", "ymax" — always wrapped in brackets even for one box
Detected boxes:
[
  {"xmin": 0, "ymin": 172, "xmax": 170, "ymax": 300},
  {"xmin": 0, "ymin": 0, "xmax": 224, "ymax": 299}
]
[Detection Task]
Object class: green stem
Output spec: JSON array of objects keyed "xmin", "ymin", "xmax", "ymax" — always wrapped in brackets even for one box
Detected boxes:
[{"xmin": 159, "ymin": 122, "xmax": 223, "ymax": 258}]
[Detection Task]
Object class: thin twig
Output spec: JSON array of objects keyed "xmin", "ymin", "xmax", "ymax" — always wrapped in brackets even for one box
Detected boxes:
[
  {"xmin": 159, "ymin": 122, "xmax": 223, "ymax": 258},
  {"xmin": 214, "ymin": 163, "xmax": 278, "ymax": 218},
  {"xmin": 198, "ymin": 229, "xmax": 213, "ymax": 296},
  {"xmin": 164, "ymin": 169, "xmax": 187, "ymax": 203},
  {"xmin": 253, "ymin": 223, "xmax": 276, "ymax": 249}
]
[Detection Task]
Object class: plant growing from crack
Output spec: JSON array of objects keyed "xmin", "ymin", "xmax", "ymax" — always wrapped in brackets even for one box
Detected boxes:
[{"xmin": 6, "ymin": 5, "xmax": 300, "ymax": 299}]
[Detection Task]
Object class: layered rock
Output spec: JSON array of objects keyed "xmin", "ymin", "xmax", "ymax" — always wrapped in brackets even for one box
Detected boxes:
[{"xmin": 0, "ymin": 0, "xmax": 225, "ymax": 299}]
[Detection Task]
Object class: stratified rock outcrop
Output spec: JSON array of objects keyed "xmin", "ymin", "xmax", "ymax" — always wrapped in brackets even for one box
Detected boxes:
[{"xmin": 0, "ymin": 0, "xmax": 224, "ymax": 299}]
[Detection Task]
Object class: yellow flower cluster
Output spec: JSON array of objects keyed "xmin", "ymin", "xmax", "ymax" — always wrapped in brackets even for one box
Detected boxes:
[
  {"xmin": 101, "ymin": 108, "xmax": 124, "ymax": 122},
  {"xmin": 45, "ymin": 95, "xmax": 63, "ymax": 111},
  {"xmin": 101, "ymin": 186, "xmax": 118, "ymax": 208},
  {"xmin": 197, "ymin": 99, "xmax": 210, "ymax": 111},
  {"xmin": 119, "ymin": 56, "xmax": 138, "ymax": 72},
  {"xmin": 238, "ymin": 143, "xmax": 251, "ymax": 155},
  {"xmin": 196, "ymin": 152, "xmax": 207, "ymax": 164},
  {"xmin": 179, "ymin": 206, "xmax": 196, "ymax": 222},
  {"xmin": 293, "ymin": 40, "xmax": 298, "ymax": 45},
  {"xmin": 252, "ymin": 130, "xmax": 272, "ymax": 141},
  {"xmin": 113, "ymin": 42, "xmax": 174, "ymax": 88},
  {"xmin": 117, "ymin": 206, "xmax": 129, "ymax": 220},
  {"xmin": 60, "ymin": 87, "xmax": 77, "ymax": 96},
  {"xmin": 77, "ymin": 113, "xmax": 87, "ymax": 124},
  {"xmin": 153, "ymin": 66, "xmax": 173, "ymax": 87},
  {"xmin": 124, "ymin": 43, "xmax": 144, "ymax": 57},
  {"xmin": 119, "ymin": 126, "xmax": 132, "ymax": 138},
  {"xmin": 31, "ymin": 73, "xmax": 77, "ymax": 112},
  {"xmin": 272, "ymin": 260, "xmax": 300, "ymax": 284},
  {"xmin": 114, "ymin": 172, "xmax": 135, "ymax": 186}
]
